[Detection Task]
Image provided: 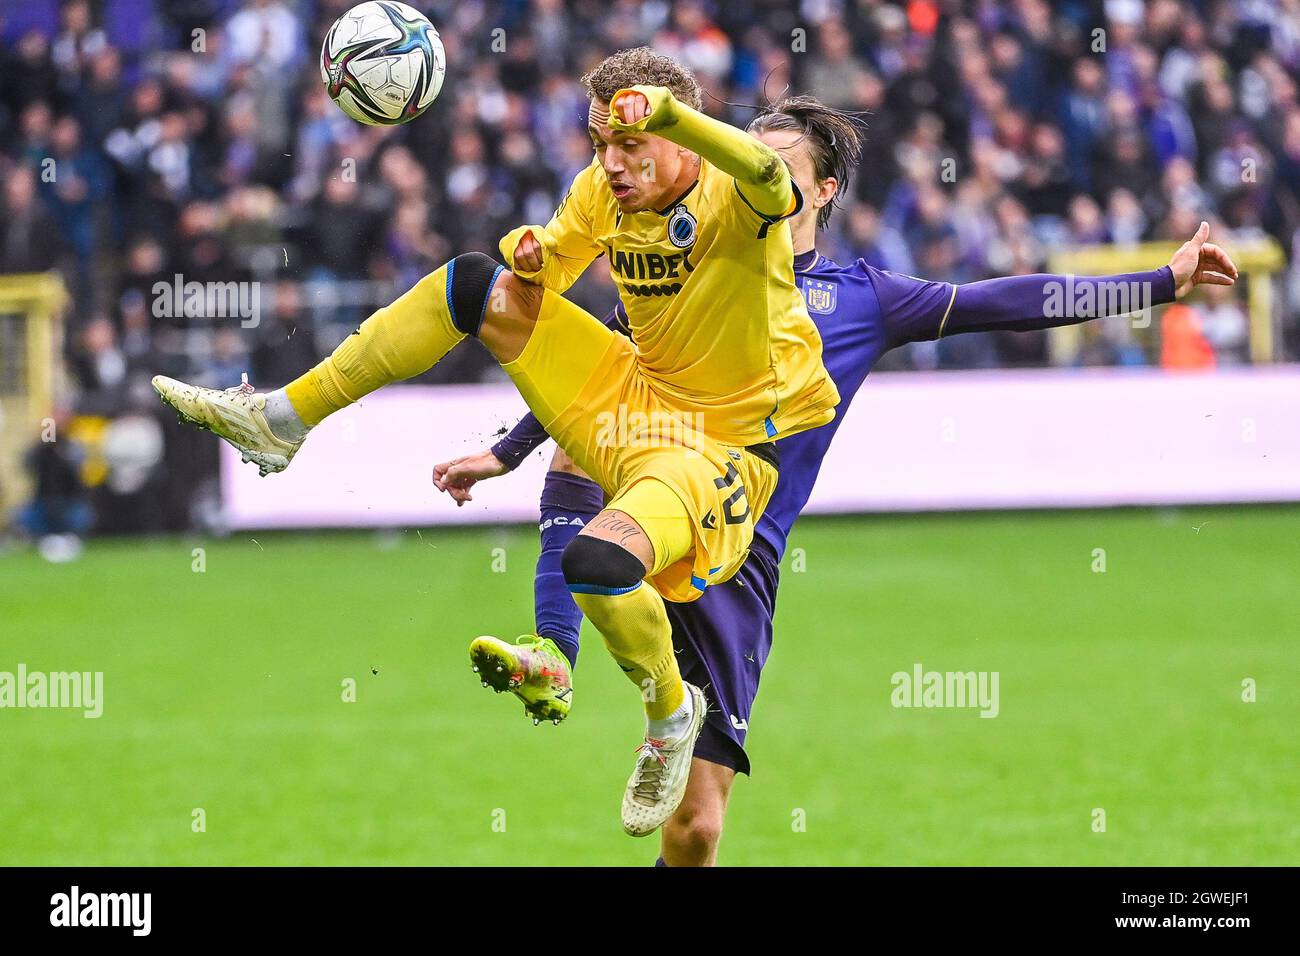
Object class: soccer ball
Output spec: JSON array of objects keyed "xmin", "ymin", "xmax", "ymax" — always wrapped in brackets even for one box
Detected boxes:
[{"xmin": 321, "ymin": 1, "xmax": 445, "ymax": 126}]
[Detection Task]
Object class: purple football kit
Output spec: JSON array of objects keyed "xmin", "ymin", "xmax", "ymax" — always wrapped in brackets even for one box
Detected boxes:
[{"xmin": 491, "ymin": 251, "xmax": 1176, "ymax": 772}]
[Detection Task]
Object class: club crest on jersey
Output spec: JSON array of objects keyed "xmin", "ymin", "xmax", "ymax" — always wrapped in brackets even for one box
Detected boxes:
[
  {"xmin": 667, "ymin": 205, "xmax": 697, "ymax": 248},
  {"xmin": 802, "ymin": 278, "xmax": 837, "ymax": 314}
]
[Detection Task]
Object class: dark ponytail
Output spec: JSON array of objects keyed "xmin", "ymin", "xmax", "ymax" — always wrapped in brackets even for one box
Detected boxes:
[{"xmin": 747, "ymin": 96, "xmax": 865, "ymax": 228}]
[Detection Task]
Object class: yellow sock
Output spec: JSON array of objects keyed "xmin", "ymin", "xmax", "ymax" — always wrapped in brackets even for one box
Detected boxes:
[
  {"xmin": 571, "ymin": 478, "xmax": 695, "ymax": 720},
  {"xmin": 573, "ymin": 583, "xmax": 684, "ymax": 720},
  {"xmin": 284, "ymin": 266, "xmax": 462, "ymax": 426}
]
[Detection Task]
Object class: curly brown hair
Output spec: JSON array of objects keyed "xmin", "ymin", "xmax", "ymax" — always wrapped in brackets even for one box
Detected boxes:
[{"xmin": 580, "ymin": 47, "xmax": 703, "ymax": 111}]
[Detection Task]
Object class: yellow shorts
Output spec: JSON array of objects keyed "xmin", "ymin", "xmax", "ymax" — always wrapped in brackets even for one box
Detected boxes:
[{"xmin": 503, "ymin": 292, "xmax": 779, "ymax": 603}]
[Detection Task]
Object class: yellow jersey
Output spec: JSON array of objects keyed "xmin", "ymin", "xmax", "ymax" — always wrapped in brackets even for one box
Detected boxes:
[{"xmin": 511, "ymin": 157, "xmax": 839, "ymax": 446}]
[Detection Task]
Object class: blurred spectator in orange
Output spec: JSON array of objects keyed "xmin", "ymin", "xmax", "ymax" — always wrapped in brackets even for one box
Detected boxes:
[{"xmin": 1160, "ymin": 302, "xmax": 1216, "ymax": 370}]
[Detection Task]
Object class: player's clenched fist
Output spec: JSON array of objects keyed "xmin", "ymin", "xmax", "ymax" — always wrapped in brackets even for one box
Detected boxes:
[
  {"xmin": 612, "ymin": 89, "xmax": 652, "ymax": 125},
  {"xmin": 608, "ymin": 85, "xmax": 675, "ymax": 133},
  {"xmin": 499, "ymin": 223, "xmax": 557, "ymax": 280},
  {"xmin": 514, "ymin": 229, "xmax": 544, "ymax": 273}
]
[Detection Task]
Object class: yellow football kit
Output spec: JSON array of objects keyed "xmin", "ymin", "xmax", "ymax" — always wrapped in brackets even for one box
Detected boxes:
[{"xmin": 497, "ymin": 88, "xmax": 838, "ymax": 600}]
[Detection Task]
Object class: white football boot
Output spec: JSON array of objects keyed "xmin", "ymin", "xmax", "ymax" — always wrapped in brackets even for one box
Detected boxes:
[
  {"xmin": 621, "ymin": 682, "xmax": 708, "ymax": 837},
  {"xmin": 152, "ymin": 373, "xmax": 304, "ymax": 477}
]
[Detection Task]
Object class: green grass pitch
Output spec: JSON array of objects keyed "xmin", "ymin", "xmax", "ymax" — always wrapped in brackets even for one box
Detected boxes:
[{"xmin": 2, "ymin": 506, "xmax": 1296, "ymax": 865}]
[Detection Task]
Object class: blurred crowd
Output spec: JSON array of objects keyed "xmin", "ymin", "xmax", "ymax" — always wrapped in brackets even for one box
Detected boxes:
[{"xmin": 3, "ymin": 0, "xmax": 1300, "ymax": 538}]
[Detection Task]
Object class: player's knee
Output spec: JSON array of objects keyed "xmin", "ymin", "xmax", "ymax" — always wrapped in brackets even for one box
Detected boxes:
[
  {"xmin": 445, "ymin": 252, "xmax": 504, "ymax": 337},
  {"xmin": 665, "ymin": 804, "xmax": 724, "ymax": 861},
  {"xmin": 561, "ymin": 535, "xmax": 645, "ymax": 593}
]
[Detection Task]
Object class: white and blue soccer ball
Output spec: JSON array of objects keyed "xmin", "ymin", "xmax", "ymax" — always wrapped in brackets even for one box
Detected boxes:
[{"xmin": 320, "ymin": 1, "xmax": 445, "ymax": 126}]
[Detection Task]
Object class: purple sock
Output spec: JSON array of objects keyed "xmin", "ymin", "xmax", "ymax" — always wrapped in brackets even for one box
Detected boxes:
[{"xmin": 535, "ymin": 471, "xmax": 603, "ymax": 669}]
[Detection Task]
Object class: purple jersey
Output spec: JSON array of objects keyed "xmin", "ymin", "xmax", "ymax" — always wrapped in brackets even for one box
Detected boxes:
[{"xmin": 756, "ymin": 250, "xmax": 1175, "ymax": 557}]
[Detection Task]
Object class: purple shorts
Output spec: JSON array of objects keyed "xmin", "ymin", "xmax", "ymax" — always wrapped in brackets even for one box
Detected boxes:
[{"xmin": 663, "ymin": 535, "xmax": 780, "ymax": 776}]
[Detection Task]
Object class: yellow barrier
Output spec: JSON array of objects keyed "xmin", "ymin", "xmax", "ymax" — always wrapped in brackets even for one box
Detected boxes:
[{"xmin": 0, "ymin": 272, "xmax": 69, "ymax": 518}]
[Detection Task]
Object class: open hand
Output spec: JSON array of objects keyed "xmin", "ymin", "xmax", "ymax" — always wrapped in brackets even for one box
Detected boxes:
[
  {"xmin": 432, "ymin": 450, "xmax": 508, "ymax": 507},
  {"xmin": 1170, "ymin": 221, "xmax": 1238, "ymax": 299}
]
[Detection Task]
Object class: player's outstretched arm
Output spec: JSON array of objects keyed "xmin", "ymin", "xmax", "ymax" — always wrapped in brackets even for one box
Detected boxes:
[
  {"xmin": 609, "ymin": 85, "xmax": 795, "ymax": 219},
  {"xmin": 881, "ymin": 222, "xmax": 1239, "ymax": 345}
]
